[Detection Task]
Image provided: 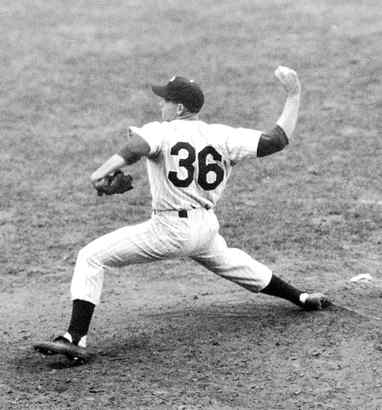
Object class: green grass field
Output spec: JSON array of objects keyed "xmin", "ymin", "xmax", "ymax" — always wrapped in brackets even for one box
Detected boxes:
[{"xmin": 1, "ymin": 1, "xmax": 381, "ymax": 409}]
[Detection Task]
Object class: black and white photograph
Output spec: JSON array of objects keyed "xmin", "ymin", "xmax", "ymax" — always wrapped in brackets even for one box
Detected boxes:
[{"xmin": 1, "ymin": 0, "xmax": 381, "ymax": 408}]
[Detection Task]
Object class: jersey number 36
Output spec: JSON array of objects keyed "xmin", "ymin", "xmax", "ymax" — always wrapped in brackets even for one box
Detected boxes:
[{"xmin": 168, "ymin": 142, "xmax": 224, "ymax": 191}]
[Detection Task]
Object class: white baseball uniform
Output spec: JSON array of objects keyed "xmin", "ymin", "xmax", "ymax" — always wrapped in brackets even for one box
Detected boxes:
[{"xmin": 71, "ymin": 119, "xmax": 272, "ymax": 305}]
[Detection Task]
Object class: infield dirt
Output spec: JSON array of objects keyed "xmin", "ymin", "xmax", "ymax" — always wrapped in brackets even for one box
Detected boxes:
[{"xmin": 1, "ymin": 1, "xmax": 381, "ymax": 409}]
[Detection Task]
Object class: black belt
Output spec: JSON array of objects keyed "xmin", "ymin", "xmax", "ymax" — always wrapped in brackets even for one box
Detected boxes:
[
  {"xmin": 178, "ymin": 209, "xmax": 188, "ymax": 218},
  {"xmin": 153, "ymin": 206, "xmax": 210, "ymax": 218}
]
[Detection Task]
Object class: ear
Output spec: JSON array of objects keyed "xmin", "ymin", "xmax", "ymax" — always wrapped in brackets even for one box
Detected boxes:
[{"xmin": 176, "ymin": 103, "xmax": 185, "ymax": 116}]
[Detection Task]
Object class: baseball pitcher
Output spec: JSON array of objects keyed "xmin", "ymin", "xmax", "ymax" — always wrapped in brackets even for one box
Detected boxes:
[{"xmin": 34, "ymin": 66, "xmax": 330, "ymax": 363}]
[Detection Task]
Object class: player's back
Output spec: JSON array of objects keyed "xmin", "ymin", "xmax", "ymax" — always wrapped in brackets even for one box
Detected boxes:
[{"xmin": 132, "ymin": 119, "xmax": 261, "ymax": 211}]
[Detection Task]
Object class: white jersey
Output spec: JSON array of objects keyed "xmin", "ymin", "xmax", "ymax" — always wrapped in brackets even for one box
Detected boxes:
[
  {"xmin": 130, "ymin": 119, "xmax": 262, "ymax": 211},
  {"xmin": 71, "ymin": 118, "xmax": 273, "ymax": 308}
]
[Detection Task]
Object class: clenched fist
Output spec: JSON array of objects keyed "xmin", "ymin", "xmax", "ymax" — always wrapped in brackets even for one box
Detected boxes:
[{"xmin": 274, "ymin": 66, "xmax": 301, "ymax": 96}]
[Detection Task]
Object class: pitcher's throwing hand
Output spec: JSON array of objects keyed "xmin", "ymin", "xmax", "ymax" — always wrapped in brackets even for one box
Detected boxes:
[{"xmin": 275, "ymin": 65, "xmax": 301, "ymax": 96}]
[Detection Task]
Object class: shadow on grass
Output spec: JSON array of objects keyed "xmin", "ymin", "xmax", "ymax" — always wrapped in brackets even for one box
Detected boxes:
[
  {"xmin": 14, "ymin": 300, "xmax": 364, "ymax": 375},
  {"xmin": 92, "ymin": 301, "xmax": 340, "ymax": 362}
]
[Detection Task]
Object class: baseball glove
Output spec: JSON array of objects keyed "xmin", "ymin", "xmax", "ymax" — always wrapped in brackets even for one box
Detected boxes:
[{"xmin": 94, "ymin": 170, "xmax": 133, "ymax": 196}]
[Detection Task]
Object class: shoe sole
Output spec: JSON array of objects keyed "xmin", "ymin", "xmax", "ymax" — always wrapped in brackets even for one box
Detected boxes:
[
  {"xmin": 303, "ymin": 298, "xmax": 332, "ymax": 311},
  {"xmin": 33, "ymin": 341, "xmax": 91, "ymax": 363}
]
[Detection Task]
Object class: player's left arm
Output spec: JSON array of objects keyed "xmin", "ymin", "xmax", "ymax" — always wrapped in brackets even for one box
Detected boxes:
[{"xmin": 90, "ymin": 129, "xmax": 150, "ymax": 184}]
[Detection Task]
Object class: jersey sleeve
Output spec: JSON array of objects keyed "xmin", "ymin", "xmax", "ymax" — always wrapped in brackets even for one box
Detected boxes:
[
  {"xmin": 225, "ymin": 126, "xmax": 263, "ymax": 163},
  {"xmin": 129, "ymin": 121, "xmax": 166, "ymax": 157}
]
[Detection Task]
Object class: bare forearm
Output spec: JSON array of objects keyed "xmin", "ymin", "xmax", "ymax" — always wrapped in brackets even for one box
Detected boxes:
[
  {"xmin": 90, "ymin": 128, "xmax": 150, "ymax": 184},
  {"xmin": 274, "ymin": 66, "xmax": 301, "ymax": 140},
  {"xmin": 90, "ymin": 154, "xmax": 126, "ymax": 183},
  {"xmin": 276, "ymin": 92, "xmax": 301, "ymax": 139}
]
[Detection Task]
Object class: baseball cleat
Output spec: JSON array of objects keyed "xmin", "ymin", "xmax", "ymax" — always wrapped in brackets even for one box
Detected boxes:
[
  {"xmin": 33, "ymin": 335, "xmax": 91, "ymax": 363},
  {"xmin": 302, "ymin": 293, "xmax": 332, "ymax": 311}
]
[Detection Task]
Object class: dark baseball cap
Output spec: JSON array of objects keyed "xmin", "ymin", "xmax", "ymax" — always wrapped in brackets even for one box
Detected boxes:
[{"xmin": 151, "ymin": 76, "xmax": 204, "ymax": 113}]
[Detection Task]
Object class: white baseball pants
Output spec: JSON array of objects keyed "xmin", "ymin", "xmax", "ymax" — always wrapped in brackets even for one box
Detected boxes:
[{"xmin": 71, "ymin": 208, "xmax": 272, "ymax": 305}]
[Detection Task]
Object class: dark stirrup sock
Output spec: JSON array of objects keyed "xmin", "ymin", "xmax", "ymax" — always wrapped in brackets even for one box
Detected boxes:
[
  {"xmin": 68, "ymin": 299, "xmax": 95, "ymax": 342},
  {"xmin": 260, "ymin": 274, "xmax": 304, "ymax": 307}
]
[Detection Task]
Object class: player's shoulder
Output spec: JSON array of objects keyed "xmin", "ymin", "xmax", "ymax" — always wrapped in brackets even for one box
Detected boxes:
[
  {"xmin": 170, "ymin": 118, "xmax": 204, "ymax": 126},
  {"xmin": 207, "ymin": 122, "xmax": 235, "ymax": 132},
  {"xmin": 132, "ymin": 120, "xmax": 174, "ymax": 139},
  {"xmin": 140, "ymin": 120, "xmax": 167, "ymax": 130},
  {"xmin": 170, "ymin": 119, "xmax": 231, "ymax": 131},
  {"xmin": 197, "ymin": 122, "xmax": 239, "ymax": 142}
]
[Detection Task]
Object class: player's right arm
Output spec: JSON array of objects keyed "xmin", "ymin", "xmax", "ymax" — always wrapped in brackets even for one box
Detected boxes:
[
  {"xmin": 256, "ymin": 66, "xmax": 301, "ymax": 158},
  {"xmin": 274, "ymin": 66, "xmax": 301, "ymax": 140},
  {"xmin": 225, "ymin": 66, "xmax": 301, "ymax": 163}
]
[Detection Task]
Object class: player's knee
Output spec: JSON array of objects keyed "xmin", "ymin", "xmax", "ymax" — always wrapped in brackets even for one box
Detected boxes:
[
  {"xmin": 77, "ymin": 245, "xmax": 90, "ymax": 262},
  {"xmin": 77, "ymin": 244, "xmax": 102, "ymax": 268}
]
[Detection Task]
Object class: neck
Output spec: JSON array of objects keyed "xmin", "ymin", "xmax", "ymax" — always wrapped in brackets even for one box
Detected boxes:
[{"xmin": 177, "ymin": 112, "xmax": 199, "ymax": 120}]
